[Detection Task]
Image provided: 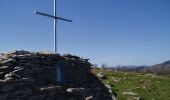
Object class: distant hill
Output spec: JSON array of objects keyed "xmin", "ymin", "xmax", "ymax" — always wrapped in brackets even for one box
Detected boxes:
[
  {"xmin": 126, "ymin": 60, "xmax": 170, "ymax": 75},
  {"xmin": 125, "ymin": 65, "xmax": 148, "ymax": 72},
  {"xmin": 145, "ymin": 60, "xmax": 170, "ymax": 75}
]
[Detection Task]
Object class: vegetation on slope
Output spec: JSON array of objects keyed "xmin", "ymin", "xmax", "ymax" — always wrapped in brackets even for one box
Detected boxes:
[{"xmin": 92, "ymin": 68, "xmax": 170, "ymax": 100}]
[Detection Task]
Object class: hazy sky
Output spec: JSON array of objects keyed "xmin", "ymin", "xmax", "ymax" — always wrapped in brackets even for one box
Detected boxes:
[{"xmin": 0, "ymin": 0, "xmax": 170, "ymax": 66}]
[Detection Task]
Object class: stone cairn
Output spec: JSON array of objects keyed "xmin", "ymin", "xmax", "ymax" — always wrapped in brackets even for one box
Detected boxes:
[{"xmin": 0, "ymin": 50, "xmax": 116, "ymax": 100}]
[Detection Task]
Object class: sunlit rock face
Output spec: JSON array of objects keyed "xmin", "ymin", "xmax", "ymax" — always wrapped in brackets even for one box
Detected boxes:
[{"xmin": 0, "ymin": 50, "xmax": 115, "ymax": 100}]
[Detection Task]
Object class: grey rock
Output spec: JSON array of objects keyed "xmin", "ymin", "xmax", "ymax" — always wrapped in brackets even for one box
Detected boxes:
[
  {"xmin": 0, "ymin": 72, "xmax": 6, "ymax": 76},
  {"xmin": 0, "ymin": 66, "xmax": 12, "ymax": 71},
  {"xmin": 0, "ymin": 66, "xmax": 10, "ymax": 69},
  {"xmin": 40, "ymin": 85, "xmax": 63, "ymax": 92},
  {"xmin": 2, "ymin": 59, "xmax": 16, "ymax": 64},
  {"xmin": 67, "ymin": 88, "xmax": 87, "ymax": 94},
  {"xmin": 85, "ymin": 96, "xmax": 93, "ymax": 100},
  {"xmin": 11, "ymin": 72, "xmax": 21, "ymax": 78},
  {"xmin": 12, "ymin": 68, "xmax": 24, "ymax": 73},
  {"xmin": 112, "ymin": 95, "xmax": 117, "ymax": 100},
  {"xmin": 39, "ymin": 51, "xmax": 54, "ymax": 54},
  {"xmin": 6, "ymin": 50, "xmax": 30, "ymax": 55},
  {"xmin": 5, "ymin": 73, "xmax": 13, "ymax": 79},
  {"xmin": 4, "ymin": 77, "xmax": 15, "ymax": 82},
  {"xmin": 122, "ymin": 91, "xmax": 137, "ymax": 96},
  {"xmin": 14, "ymin": 66, "xmax": 23, "ymax": 70},
  {"xmin": 97, "ymin": 72, "xmax": 104, "ymax": 78},
  {"xmin": 0, "ymin": 79, "xmax": 4, "ymax": 83},
  {"xmin": 21, "ymin": 77, "xmax": 35, "ymax": 82}
]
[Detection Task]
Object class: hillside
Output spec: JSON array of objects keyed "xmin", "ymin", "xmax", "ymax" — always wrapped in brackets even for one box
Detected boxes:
[
  {"xmin": 146, "ymin": 60, "xmax": 170, "ymax": 75},
  {"xmin": 126, "ymin": 60, "xmax": 170, "ymax": 75},
  {"xmin": 92, "ymin": 68, "xmax": 170, "ymax": 100},
  {"xmin": 0, "ymin": 50, "xmax": 116, "ymax": 100}
]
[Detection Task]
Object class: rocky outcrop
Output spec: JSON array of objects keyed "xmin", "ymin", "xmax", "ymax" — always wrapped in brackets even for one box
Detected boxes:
[{"xmin": 0, "ymin": 50, "xmax": 116, "ymax": 100}]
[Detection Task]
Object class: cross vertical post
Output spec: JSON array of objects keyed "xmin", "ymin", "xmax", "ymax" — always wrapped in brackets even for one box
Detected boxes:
[
  {"xmin": 35, "ymin": 1, "xmax": 72, "ymax": 53},
  {"xmin": 54, "ymin": 0, "xmax": 57, "ymax": 53},
  {"xmin": 35, "ymin": 1, "xmax": 72, "ymax": 84}
]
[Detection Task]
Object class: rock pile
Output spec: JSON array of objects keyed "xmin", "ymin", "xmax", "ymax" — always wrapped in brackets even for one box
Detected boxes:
[{"xmin": 0, "ymin": 50, "xmax": 116, "ymax": 100}]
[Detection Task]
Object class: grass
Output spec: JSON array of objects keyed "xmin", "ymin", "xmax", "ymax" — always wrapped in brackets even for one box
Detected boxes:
[{"xmin": 92, "ymin": 68, "xmax": 170, "ymax": 100}]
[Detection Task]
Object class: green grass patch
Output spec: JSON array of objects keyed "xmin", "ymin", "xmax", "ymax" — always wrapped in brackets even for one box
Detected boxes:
[{"xmin": 92, "ymin": 68, "xmax": 170, "ymax": 100}]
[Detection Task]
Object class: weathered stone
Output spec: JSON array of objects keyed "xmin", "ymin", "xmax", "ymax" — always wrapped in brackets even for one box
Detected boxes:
[
  {"xmin": 0, "ymin": 66, "xmax": 12, "ymax": 71},
  {"xmin": 21, "ymin": 77, "xmax": 35, "ymax": 82},
  {"xmin": 0, "ymin": 72, "xmax": 6, "ymax": 77},
  {"xmin": 5, "ymin": 73, "xmax": 13, "ymax": 79},
  {"xmin": 6, "ymin": 50, "xmax": 30, "ymax": 55},
  {"xmin": 0, "ymin": 50, "xmax": 115, "ymax": 100},
  {"xmin": 85, "ymin": 96, "xmax": 93, "ymax": 100},
  {"xmin": 4, "ymin": 77, "xmax": 15, "ymax": 82},
  {"xmin": 2, "ymin": 58, "xmax": 16, "ymax": 65},
  {"xmin": 122, "ymin": 91, "xmax": 137, "ymax": 96},
  {"xmin": 11, "ymin": 72, "xmax": 21, "ymax": 78},
  {"xmin": 67, "ymin": 88, "xmax": 87, "ymax": 94},
  {"xmin": 12, "ymin": 68, "xmax": 24, "ymax": 73},
  {"xmin": 40, "ymin": 85, "xmax": 63, "ymax": 92},
  {"xmin": 97, "ymin": 72, "xmax": 104, "ymax": 78},
  {"xmin": 0, "ymin": 79, "xmax": 4, "ymax": 82},
  {"xmin": 14, "ymin": 66, "xmax": 23, "ymax": 70},
  {"xmin": 38, "ymin": 51, "xmax": 54, "ymax": 54},
  {"xmin": 112, "ymin": 95, "xmax": 117, "ymax": 100}
]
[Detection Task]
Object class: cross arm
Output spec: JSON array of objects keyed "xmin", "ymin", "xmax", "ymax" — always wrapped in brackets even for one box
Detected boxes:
[
  {"xmin": 56, "ymin": 17, "xmax": 73, "ymax": 22},
  {"xmin": 35, "ymin": 11, "xmax": 73, "ymax": 22}
]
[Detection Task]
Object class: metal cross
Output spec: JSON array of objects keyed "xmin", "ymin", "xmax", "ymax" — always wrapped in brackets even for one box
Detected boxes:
[{"xmin": 35, "ymin": 0, "xmax": 72, "ymax": 53}]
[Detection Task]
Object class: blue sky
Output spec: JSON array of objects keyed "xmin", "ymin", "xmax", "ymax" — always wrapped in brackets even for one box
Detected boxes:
[{"xmin": 0, "ymin": 0, "xmax": 170, "ymax": 66}]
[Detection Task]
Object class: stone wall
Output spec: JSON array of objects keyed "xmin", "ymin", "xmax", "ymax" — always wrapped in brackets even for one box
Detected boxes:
[{"xmin": 0, "ymin": 50, "xmax": 116, "ymax": 100}]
